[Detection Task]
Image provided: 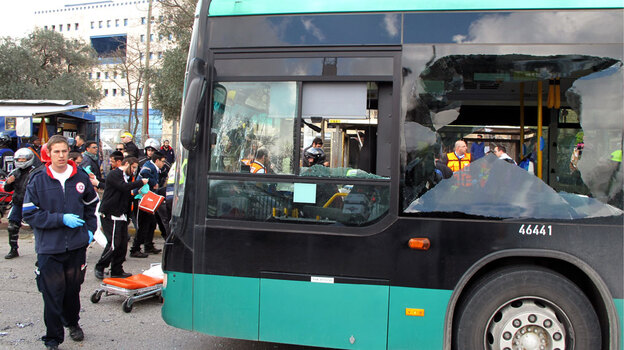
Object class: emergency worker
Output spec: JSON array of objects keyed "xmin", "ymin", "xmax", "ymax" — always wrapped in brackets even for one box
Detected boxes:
[
  {"xmin": 250, "ymin": 148, "xmax": 269, "ymax": 174},
  {"xmin": 3, "ymin": 148, "xmax": 40, "ymax": 259},
  {"xmin": 444, "ymin": 140, "xmax": 471, "ymax": 172},
  {"xmin": 23, "ymin": 135, "xmax": 99, "ymax": 349}
]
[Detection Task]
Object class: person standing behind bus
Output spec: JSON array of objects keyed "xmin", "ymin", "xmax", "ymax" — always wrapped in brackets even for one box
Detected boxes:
[
  {"xmin": 161, "ymin": 139, "xmax": 175, "ymax": 164},
  {"xmin": 302, "ymin": 137, "xmax": 323, "ymax": 167},
  {"xmin": 22, "ymin": 135, "xmax": 99, "ymax": 350},
  {"xmin": 494, "ymin": 145, "xmax": 517, "ymax": 165},
  {"xmin": 3, "ymin": 148, "xmax": 40, "ymax": 259},
  {"xmin": 470, "ymin": 134, "xmax": 486, "ymax": 161},
  {"xmin": 444, "ymin": 140, "xmax": 471, "ymax": 172},
  {"xmin": 71, "ymin": 134, "xmax": 86, "ymax": 154},
  {"xmin": 250, "ymin": 148, "xmax": 269, "ymax": 174},
  {"xmin": 80, "ymin": 141, "xmax": 105, "ymax": 190}
]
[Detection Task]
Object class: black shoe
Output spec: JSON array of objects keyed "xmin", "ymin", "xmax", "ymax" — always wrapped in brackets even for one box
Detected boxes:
[
  {"xmin": 129, "ymin": 251, "xmax": 148, "ymax": 258},
  {"xmin": 4, "ymin": 249, "xmax": 18, "ymax": 259},
  {"xmin": 94, "ymin": 268, "xmax": 104, "ymax": 279},
  {"xmin": 46, "ymin": 344, "xmax": 59, "ymax": 350},
  {"xmin": 111, "ymin": 271, "xmax": 132, "ymax": 278},
  {"xmin": 144, "ymin": 246, "xmax": 162, "ymax": 254},
  {"xmin": 68, "ymin": 324, "xmax": 84, "ymax": 341}
]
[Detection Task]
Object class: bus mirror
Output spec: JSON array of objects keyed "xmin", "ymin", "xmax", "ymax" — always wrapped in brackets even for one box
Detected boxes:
[{"xmin": 180, "ymin": 76, "xmax": 205, "ymax": 150}]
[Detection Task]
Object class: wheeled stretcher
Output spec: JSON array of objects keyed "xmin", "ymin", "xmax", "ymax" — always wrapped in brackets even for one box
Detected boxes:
[{"xmin": 90, "ymin": 264, "xmax": 163, "ymax": 313}]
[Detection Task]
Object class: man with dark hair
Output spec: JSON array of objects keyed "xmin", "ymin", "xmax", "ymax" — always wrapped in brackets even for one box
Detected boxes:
[
  {"xmin": 129, "ymin": 151, "xmax": 166, "ymax": 257},
  {"xmin": 80, "ymin": 141, "xmax": 104, "ymax": 190},
  {"xmin": 23, "ymin": 135, "xmax": 98, "ymax": 350},
  {"xmin": 71, "ymin": 134, "xmax": 86, "ymax": 153},
  {"xmin": 494, "ymin": 145, "xmax": 516, "ymax": 164},
  {"xmin": 250, "ymin": 148, "xmax": 269, "ymax": 174},
  {"xmin": 161, "ymin": 139, "xmax": 175, "ymax": 164},
  {"xmin": 302, "ymin": 137, "xmax": 323, "ymax": 167},
  {"xmin": 94, "ymin": 156, "xmax": 148, "ymax": 279}
]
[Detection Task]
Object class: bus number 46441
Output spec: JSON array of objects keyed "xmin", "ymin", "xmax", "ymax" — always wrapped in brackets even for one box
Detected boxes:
[{"xmin": 518, "ymin": 224, "xmax": 552, "ymax": 236}]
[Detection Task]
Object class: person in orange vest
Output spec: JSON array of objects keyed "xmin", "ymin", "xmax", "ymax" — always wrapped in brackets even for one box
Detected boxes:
[
  {"xmin": 444, "ymin": 140, "xmax": 471, "ymax": 172},
  {"xmin": 249, "ymin": 148, "xmax": 269, "ymax": 174}
]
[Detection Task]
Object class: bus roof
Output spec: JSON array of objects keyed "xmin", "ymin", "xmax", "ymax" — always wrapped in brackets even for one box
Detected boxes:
[{"xmin": 208, "ymin": 0, "xmax": 623, "ymax": 16}]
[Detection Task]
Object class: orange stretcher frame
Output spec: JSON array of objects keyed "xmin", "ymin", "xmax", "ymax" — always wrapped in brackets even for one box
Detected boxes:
[{"xmin": 90, "ymin": 273, "xmax": 163, "ymax": 313}]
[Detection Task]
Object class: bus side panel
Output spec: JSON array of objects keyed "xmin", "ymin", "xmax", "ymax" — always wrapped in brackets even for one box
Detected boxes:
[
  {"xmin": 387, "ymin": 287, "xmax": 452, "ymax": 350},
  {"xmin": 616, "ymin": 298, "xmax": 624, "ymax": 350},
  {"xmin": 193, "ymin": 274, "xmax": 260, "ymax": 340},
  {"xmin": 259, "ymin": 278, "xmax": 389, "ymax": 349},
  {"xmin": 162, "ymin": 271, "xmax": 194, "ymax": 331}
]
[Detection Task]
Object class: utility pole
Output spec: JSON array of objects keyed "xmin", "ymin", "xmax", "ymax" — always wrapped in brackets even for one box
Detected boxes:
[{"xmin": 141, "ymin": 0, "xmax": 153, "ymax": 143}]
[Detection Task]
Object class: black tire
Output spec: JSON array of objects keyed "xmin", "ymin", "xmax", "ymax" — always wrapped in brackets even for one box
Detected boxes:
[
  {"xmin": 454, "ymin": 266, "xmax": 601, "ymax": 350},
  {"xmin": 122, "ymin": 299, "xmax": 133, "ymax": 313},
  {"xmin": 90, "ymin": 291, "xmax": 101, "ymax": 304}
]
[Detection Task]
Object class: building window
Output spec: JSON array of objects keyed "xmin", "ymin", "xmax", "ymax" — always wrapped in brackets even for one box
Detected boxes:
[
  {"xmin": 121, "ymin": 89, "xmax": 126, "ymax": 96},
  {"xmin": 96, "ymin": 72, "xmax": 101, "ymax": 79},
  {"xmin": 107, "ymin": 20, "xmax": 111, "ymax": 28},
  {"xmin": 51, "ymin": 25, "xmax": 55, "ymax": 31},
  {"xmin": 149, "ymin": 52, "xmax": 153, "ymax": 60},
  {"xmin": 141, "ymin": 17, "xmax": 146, "ymax": 24},
  {"xmin": 115, "ymin": 19, "xmax": 119, "ymax": 27},
  {"xmin": 59, "ymin": 24, "xmax": 63, "ymax": 31},
  {"xmin": 44, "ymin": 26, "xmax": 48, "ymax": 30},
  {"xmin": 75, "ymin": 23, "xmax": 79, "ymax": 30},
  {"xmin": 98, "ymin": 21, "xmax": 103, "ymax": 28},
  {"xmin": 113, "ymin": 72, "xmax": 118, "ymax": 79},
  {"xmin": 158, "ymin": 34, "xmax": 163, "ymax": 41},
  {"xmin": 104, "ymin": 89, "xmax": 108, "ymax": 96},
  {"xmin": 150, "ymin": 34, "xmax": 153, "ymax": 42},
  {"xmin": 88, "ymin": 73, "xmax": 93, "ymax": 79},
  {"xmin": 124, "ymin": 18, "xmax": 128, "ymax": 26},
  {"xmin": 121, "ymin": 72, "xmax": 126, "ymax": 79},
  {"xmin": 157, "ymin": 51, "xmax": 163, "ymax": 59},
  {"xmin": 91, "ymin": 21, "xmax": 94, "ymax": 29},
  {"xmin": 168, "ymin": 34, "xmax": 173, "ymax": 40},
  {"xmin": 105, "ymin": 72, "xmax": 109, "ymax": 79},
  {"xmin": 67, "ymin": 24, "xmax": 71, "ymax": 31},
  {"xmin": 159, "ymin": 15, "xmax": 163, "ymax": 23},
  {"xmin": 140, "ymin": 53, "xmax": 144, "ymax": 60},
  {"xmin": 112, "ymin": 89, "xmax": 117, "ymax": 96},
  {"xmin": 140, "ymin": 35, "xmax": 145, "ymax": 42}
]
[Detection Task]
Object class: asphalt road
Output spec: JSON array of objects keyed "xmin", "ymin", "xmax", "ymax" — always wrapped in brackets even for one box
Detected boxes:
[{"xmin": 0, "ymin": 223, "xmax": 323, "ymax": 350}]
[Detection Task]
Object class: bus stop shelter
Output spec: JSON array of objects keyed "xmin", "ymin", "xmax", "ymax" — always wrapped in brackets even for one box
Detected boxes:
[{"xmin": 0, "ymin": 100, "xmax": 98, "ymax": 147}]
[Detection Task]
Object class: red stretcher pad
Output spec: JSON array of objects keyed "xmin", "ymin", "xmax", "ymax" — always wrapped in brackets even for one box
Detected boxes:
[{"xmin": 102, "ymin": 274, "xmax": 163, "ymax": 290}]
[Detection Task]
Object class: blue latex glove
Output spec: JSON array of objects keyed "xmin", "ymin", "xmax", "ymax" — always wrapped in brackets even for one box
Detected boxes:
[
  {"xmin": 139, "ymin": 183, "xmax": 149, "ymax": 194},
  {"xmin": 83, "ymin": 166, "xmax": 93, "ymax": 175},
  {"xmin": 88, "ymin": 230, "xmax": 94, "ymax": 244},
  {"xmin": 62, "ymin": 214, "xmax": 85, "ymax": 228}
]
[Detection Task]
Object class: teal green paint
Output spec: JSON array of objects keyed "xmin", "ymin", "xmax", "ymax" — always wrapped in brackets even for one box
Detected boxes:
[
  {"xmin": 193, "ymin": 274, "xmax": 259, "ymax": 340},
  {"xmin": 161, "ymin": 271, "xmax": 194, "ymax": 331},
  {"xmin": 387, "ymin": 286, "xmax": 452, "ymax": 350},
  {"xmin": 615, "ymin": 299, "xmax": 624, "ymax": 350},
  {"xmin": 259, "ymin": 278, "xmax": 389, "ymax": 349},
  {"xmin": 209, "ymin": 0, "xmax": 623, "ymax": 16}
]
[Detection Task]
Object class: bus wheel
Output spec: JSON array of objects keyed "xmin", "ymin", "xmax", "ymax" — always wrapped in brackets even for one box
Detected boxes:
[{"xmin": 454, "ymin": 266, "xmax": 601, "ymax": 350}]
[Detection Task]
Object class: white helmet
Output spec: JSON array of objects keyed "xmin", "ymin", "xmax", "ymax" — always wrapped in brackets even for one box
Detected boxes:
[
  {"xmin": 14, "ymin": 148, "xmax": 35, "ymax": 169},
  {"xmin": 144, "ymin": 138, "xmax": 160, "ymax": 150}
]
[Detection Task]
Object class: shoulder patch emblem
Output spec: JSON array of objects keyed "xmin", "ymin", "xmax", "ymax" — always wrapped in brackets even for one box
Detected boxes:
[{"xmin": 76, "ymin": 182, "xmax": 85, "ymax": 194}]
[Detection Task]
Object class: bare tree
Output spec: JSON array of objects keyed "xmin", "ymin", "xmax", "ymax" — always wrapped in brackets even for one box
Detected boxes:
[{"xmin": 107, "ymin": 37, "xmax": 162, "ymax": 137}]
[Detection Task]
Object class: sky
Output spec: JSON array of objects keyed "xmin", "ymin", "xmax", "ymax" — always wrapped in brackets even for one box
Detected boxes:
[{"xmin": 0, "ymin": 0, "xmax": 66, "ymax": 38}]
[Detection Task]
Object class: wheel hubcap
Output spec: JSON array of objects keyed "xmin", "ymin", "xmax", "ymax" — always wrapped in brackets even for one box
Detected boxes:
[{"xmin": 486, "ymin": 297, "xmax": 571, "ymax": 350}]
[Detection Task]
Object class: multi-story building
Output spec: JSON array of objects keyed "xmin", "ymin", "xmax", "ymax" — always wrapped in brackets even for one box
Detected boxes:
[{"xmin": 32, "ymin": 0, "xmax": 175, "ymax": 145}]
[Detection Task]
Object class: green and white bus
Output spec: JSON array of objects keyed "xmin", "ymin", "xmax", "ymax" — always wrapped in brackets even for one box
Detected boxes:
[{"xmin": 162, "ymin": 1, "xmax": 624, "ymax": 349}]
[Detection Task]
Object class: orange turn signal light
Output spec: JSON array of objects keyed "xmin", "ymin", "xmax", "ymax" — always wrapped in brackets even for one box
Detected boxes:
[{"xmin": 408, "ymin": 238, "xmax": 430, "ymax": 250}]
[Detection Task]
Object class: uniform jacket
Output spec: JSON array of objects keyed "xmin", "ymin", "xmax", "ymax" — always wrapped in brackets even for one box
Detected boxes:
[
  {"xmin": 138, "ymin": 160, "xmax": 160, "ymax": 190},
  {"xmin": 161, "ymin": 146, "xmax": 175, "ymax": 164},
  {"xmin": 124, "ymin": 141, "xmax": 139, "ymax": 158},
  {"xmin": 22, "ymin": 161, "xmax": 99, "ymax": 254},
  {"xmin": 99, "ymin": 168, "xmax": 144, "ymax": 217}
]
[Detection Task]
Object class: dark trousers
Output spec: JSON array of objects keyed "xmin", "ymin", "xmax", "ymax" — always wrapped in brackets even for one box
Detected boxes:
[
  {"xmin": 131, "ymin": 210, "xmax": 156, "ymax": 252},
  {"xmin": 95, "ymin": 215, "xmax": 129, "ymax": 275},
  {"xmin": 36, "ymin": 247, "xmax": 87, "ymax": 347},
  {"xmin": 8, "ymin": 220, "xmax": 20, "ymax": 249}
]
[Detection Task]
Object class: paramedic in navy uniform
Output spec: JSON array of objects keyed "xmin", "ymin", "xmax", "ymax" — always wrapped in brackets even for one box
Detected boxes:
[{"xmin": 22, "ymin": 135, "xmax": 99, "ymax": 350}]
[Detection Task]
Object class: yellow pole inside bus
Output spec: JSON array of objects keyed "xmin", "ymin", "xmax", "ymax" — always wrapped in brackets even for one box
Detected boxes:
[
  {"xmin": 520, "ymin": 82, "xmax": 525, "ymax": 158},
  {"xmin": 537, "ymin": 81, "xmax": 543, "ymax": 179}
]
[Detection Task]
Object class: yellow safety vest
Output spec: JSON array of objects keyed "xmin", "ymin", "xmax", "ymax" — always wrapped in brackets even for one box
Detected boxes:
[{"xmin": 446, "ymin": 152, "xmax": 471, "ymax": 172}]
